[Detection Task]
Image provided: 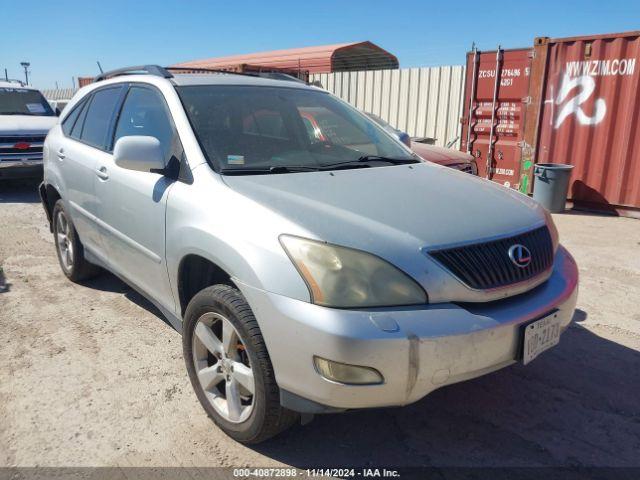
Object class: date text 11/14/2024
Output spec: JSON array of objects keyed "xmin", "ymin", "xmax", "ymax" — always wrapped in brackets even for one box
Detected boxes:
[{"xmin": 232, "ymin": 468, "xmax": 401, "ymax": 477}]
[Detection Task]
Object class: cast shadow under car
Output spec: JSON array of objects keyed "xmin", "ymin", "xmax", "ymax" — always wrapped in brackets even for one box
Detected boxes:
[
  {"xmin": 81, "ymin": 271, "xmax": 173, "ymax": 330},
  {"xmin": 251, "ymin": 309, "xmax": 640, "ymax": 468},
  {"xmin": 0, "ymin": 178, "xmax": 41, "ymax": 203}
]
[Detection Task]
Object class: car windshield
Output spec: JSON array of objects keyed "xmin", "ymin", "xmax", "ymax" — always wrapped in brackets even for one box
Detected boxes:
[
  {"xmin": 176, "ymin": 85, "xmax": 417, "ymax": 173},
  {"xmin": 0, "ymin": 87, "xmax": 55, "ymax": 116}
]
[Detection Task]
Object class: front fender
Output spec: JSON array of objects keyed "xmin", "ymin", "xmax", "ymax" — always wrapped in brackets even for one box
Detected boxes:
[{"xmin": 164, "ymin": 177, "xmax": 312, "ymax": 317}]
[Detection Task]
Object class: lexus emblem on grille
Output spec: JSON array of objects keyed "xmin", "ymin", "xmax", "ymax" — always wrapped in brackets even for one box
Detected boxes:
[{"xmin": 508, "ymin": 244, "xmax": 531, "ymax": 268}]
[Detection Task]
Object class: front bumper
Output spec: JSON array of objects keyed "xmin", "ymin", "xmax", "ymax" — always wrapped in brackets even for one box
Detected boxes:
[
  {"xmin": 236, "ymin": 245, "xmax": 578, "ymax": 412},
  {"xmin": 0, "ymin": 158, "xmax": 43, "ymax": 178}
]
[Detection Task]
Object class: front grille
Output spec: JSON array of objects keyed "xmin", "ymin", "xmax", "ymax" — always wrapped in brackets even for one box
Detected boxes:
[
  {"xmin": 428, "ymin": 226, "xmax": 554, "ymax": 290},
  {"xmin": 0, "ymin": 135, "xmax": 45, "ymax": 159}
]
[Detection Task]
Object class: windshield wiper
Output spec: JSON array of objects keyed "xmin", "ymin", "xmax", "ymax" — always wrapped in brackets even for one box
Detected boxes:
[
  {"xmin": 220, "ymin": 165, "xmax": 321, "ymax": 175},
  {"xmin": 357, "ymin": 155, "xmax": 419, "ymax": 164},
  {"xmin": 320, "ymin": 155, "xmax": 419, "ymax": 170}
]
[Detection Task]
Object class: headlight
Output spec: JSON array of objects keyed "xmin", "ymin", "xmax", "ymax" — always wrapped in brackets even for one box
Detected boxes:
[
  {"xmin": 543, "ymin": 208, "xmax": 559, "ymax": 252},
  {"xmin": 280, "ymin": 235, "xmax": 427, "ymax": 308}
]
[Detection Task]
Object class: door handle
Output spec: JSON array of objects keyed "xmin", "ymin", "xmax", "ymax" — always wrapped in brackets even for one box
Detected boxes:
[
  {"xmin": 95, "ymin": 166, "xmax": 109, "ymax": 180},
  {"xmin": 56, "ymin": 149, "xmax": 65, "ymax": 160}
]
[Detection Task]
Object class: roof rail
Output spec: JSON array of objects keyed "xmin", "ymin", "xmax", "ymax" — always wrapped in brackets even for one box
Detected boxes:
[
  {"xmin": 94, "ymin": 65, "xmax": 173, "ymax": 82},
  {"xmin": 166, "ymin": 67, "xmax": 308, "ymax": 83},
  {"xmin": 165, "ymin": 66, "xmax": 259, "ymax": 77},
  {"xmin": 93, "ymin": 65, "xmax": 309, "ymax": 84}
]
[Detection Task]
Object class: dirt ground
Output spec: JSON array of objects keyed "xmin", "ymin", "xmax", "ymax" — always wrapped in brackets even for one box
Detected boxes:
[{"xmin": 1, "ymin": 178, "xmax": 639, "ymax": 469}]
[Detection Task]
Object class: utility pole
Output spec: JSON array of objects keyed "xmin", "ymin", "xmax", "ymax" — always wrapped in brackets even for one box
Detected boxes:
[
  {"xmin": 20, "ymin": 62, "xmax": 30, "ymax": 85},
  {"xmin": 4, "ymin": 68, "xmax": 8, "ymax": 81}
]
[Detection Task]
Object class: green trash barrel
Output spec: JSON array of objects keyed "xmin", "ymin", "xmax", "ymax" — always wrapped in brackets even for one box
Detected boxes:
[{"xmin": 532, "ymin": 163, "xmax": 574, "ymax": 213}]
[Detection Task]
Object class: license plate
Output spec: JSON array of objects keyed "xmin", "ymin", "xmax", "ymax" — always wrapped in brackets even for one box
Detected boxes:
[{"xmin": 522, "ymin": 312, "xmax": 562, "ymax": 365}]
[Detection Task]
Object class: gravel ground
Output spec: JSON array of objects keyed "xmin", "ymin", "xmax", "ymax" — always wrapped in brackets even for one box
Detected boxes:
[{"xmin": 1, "ymin": 178, "xmax": 639, "ymax": 468}]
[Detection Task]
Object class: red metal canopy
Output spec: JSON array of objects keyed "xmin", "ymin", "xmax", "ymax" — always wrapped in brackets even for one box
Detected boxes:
[{"xmin": 172, "ymin": 41, "xmax": 398, "ymax": 74}]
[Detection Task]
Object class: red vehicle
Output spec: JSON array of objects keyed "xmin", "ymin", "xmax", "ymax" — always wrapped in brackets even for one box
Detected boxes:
[
  {"xmin": 409, "ymin": 141, "xmax": 478, "ymax": 175},
  {"xmin": 244, "ymin": 106, "xmax": 478, "ymax": 175},
  {"xmin": 365, "ymin": 113, "xmax": 478, "ymax": 175}
]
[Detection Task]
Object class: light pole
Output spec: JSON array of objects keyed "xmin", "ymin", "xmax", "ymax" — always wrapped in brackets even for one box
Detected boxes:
[{"xmin": 20, "ymin": 62, "xmax": 30, "ymax": 85}]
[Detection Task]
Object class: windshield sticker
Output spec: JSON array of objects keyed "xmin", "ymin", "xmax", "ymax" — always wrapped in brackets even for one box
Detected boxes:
[
  {"xmin": 26, "ymin": 103, "xmax": 46, "ymax": 114},
  {"xmin": 227, "ymin": 155, "xmax": 245, "ymax": 165}
]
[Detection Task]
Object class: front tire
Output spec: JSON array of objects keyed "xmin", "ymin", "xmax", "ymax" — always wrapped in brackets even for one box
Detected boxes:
[
  {"xmin": 52, "ymin": 200, "xmax": 99, "ymax": 282},
  {"xmin": 183, "ymin": 284, "xmax": 298, "ymax": 444}
]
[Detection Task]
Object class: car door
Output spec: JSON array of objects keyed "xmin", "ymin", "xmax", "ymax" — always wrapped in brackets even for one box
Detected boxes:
[
  {"xmin": 93, "ymin": 84, "xmax": 179, "ymax": 313},
  {"xmin": 57, "ymin": 86, "xmax": 123, "ymax": 259}
]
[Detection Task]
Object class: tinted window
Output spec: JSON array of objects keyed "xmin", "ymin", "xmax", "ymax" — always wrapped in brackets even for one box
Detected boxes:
[
  {"xmin": 114, "ymin": 86, "xmax": 175, "ymax": 163},
  {"xmin": 70, "ymin": 99, "xmax": 90, "ymax": 140},
  {"xmin": 0, "ymin": 87, "xmax": 55, "ymax": 116},
  {"xmin": 177, "ymin": 85, "xmax": 413, "ymax": 173},
  {"xmin": 80, "ymin": 87, "xmax": 122, "ymax": 150},
  {"xmin": 61, "ymin": 98, "xmax": 86, "ymax": 136},
  {"xmin": 243, "ymin": 109, "xmax": 289, "ymax": 140},
  {"xmin": 299, "ymin": 107, "xmax": 370, "ymax": 146}
]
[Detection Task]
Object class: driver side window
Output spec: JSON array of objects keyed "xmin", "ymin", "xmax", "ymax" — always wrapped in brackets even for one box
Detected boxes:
[{"xmin": 113, "ymin": 86, "xmax": 177, "ymax": 164}]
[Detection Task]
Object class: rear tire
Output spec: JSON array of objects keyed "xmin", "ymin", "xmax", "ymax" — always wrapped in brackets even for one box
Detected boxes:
[
  {"xmin": 183, "ymin": 284, "xmax": 298, "ymax": 444},
  {"xmin": 52, "ymin": 200, "xmax": 100, "ymax": 282}
]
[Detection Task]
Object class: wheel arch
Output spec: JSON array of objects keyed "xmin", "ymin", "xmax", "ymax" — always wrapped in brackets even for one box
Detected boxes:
[
  {"xmin": 177, "ymin": 253, "xmax": 236, "ymax": 316},
  {"xmin": 40, "ymin": 183, "xmax": 62, "ymax": 231}
]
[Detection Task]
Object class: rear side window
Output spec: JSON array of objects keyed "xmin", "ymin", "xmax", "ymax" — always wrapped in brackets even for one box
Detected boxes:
[
  {"xmin": 70, "ymin": 100, "xmax": 90, "ymax": 139},
  {"xmin": 113, "ymin": 86, "xmax": 177, "ymax": 163},
  {"xmin": 61, "ymin": 98, "xmax": 87, "ymax": 136},
  {"xmin": 80, "ymin": 87, "xmax": 123, "ymax": 150}
]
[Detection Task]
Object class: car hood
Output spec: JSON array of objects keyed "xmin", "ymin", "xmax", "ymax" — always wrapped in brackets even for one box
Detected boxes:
[
  {"xmin": 410, "ymin": 142, "xmax": 473, "ymax": 166},
  {"xmin": 223, "ymin": 162, "xmax": 544, "ymax": 251},
  {"xmin": 0, "ymin": 115, "xmax": 58, "ymax": 136}
]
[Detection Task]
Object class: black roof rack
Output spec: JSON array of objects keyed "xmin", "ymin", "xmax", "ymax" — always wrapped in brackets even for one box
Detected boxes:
[
  {"xmin": 94, "ymin": 65, "xmax": 173, "ymax": 82},
  {"xmin": 167, "ymin": 67, "xmax": 308, "ymax": 83},
  {"xmin": 93, "ymin": 64, "xmax": 309, "ymax": 84},
  {"xmin": 166, "ymin": 66, "xmax": 260, "ymax": 77}
]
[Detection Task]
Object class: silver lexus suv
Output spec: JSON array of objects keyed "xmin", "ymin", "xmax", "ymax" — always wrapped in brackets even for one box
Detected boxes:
[{"xmin": 40, "ymin": 65, "xmax": 578, "ymax": 444}]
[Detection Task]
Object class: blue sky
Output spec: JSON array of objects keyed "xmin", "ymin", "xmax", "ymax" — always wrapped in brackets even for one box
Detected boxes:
[{"xmin": 3, "ymin": 0, "xmax": 639, "ymax": 89}]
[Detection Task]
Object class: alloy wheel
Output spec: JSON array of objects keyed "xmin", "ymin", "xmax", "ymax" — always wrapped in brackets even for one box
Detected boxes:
[
  {"xmin": 55, "ymin": 210, "xmax": 74, "ymax": 271},
  {"xmin": 192, "ymin": 312, "xmax": 255, "ymax": 423}
]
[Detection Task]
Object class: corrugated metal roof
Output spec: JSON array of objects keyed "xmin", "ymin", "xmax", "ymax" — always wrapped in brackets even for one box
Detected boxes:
[
  {"xmin": 173, "ymin": 41, "xmax": 399, "ymax": 74},
  {"xmin": 41, "ymin": 88, "xmax": 77, "ymax": 101}
]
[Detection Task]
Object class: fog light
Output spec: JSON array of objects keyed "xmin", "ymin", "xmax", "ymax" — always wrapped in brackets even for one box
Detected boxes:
[{"xmin": 313, "ymin": 356, "xmax": 383, "ymax": 385}]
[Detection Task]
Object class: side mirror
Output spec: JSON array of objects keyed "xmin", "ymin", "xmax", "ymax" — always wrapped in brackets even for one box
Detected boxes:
[
  {"xmin": 398, "ymin": 132, "xmax": 412, "ymax": 148},
  {"xmin": 113, "ymin": 136, "xmax": 165, "ymax": 173}
]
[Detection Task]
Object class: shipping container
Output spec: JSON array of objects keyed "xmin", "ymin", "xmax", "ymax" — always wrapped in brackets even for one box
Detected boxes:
[
  {"xmin": 77, "ymin": 76, "xmax": 93, "ymax": 88},
  {"xmin": 460, "ymin": 48, "xmax": 533, "ymax": 187},
  {"xmin": 535, "ymin": 32, "xmax": 640, "ymax": 215},
  {"xmin": 461, "ymin": 31, "xmax": 640, "ymax": 217}
]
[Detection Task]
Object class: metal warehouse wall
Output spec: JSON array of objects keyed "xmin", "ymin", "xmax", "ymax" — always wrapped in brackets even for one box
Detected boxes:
[
  {"xmin": 310, "ymin": 66, "xmax": 466, "ymax": 148},
  {"xmin": 42, "ymin": 88, "xmax": 77, "ymax": 101}
]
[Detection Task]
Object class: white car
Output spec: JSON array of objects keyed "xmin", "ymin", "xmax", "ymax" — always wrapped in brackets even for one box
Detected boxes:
[{"xmin": 0, "ymin": 81, "xmax": 58, "ymax": 179}]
